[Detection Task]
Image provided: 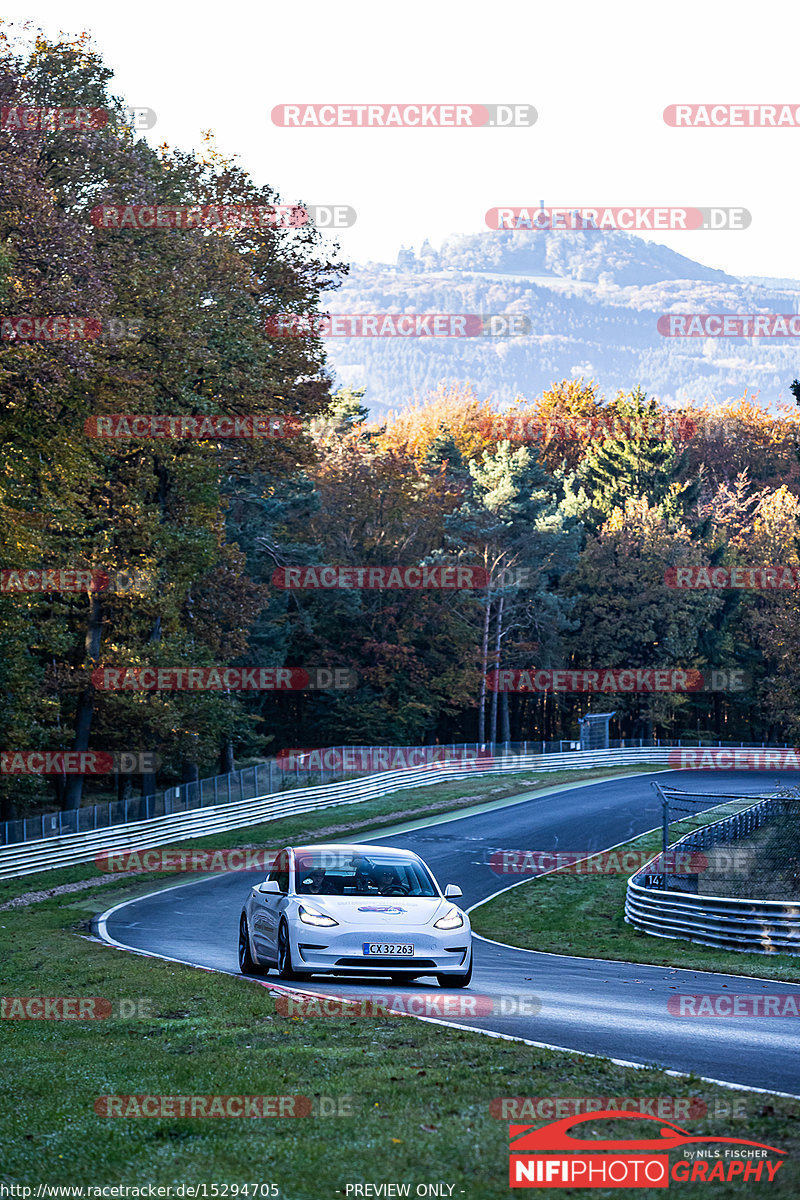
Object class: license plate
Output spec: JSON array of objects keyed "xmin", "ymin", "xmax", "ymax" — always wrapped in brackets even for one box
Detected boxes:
[{"xmin": 363, "ymin": 942, "xmax": 414, "ymax": 956}]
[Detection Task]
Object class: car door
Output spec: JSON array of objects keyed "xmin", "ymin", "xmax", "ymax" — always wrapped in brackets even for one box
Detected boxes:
[{"xmin": 252, "ymin": 848, "xmax": 290, "ymax": 959}]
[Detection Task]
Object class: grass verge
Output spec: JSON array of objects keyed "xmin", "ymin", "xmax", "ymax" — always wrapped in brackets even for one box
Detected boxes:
[
  {"xmin": 1, "ymin": 880, "xmax": 799, "ymax": 1198},
  {"xmin": 470, "ymin": 800, "xmax": 800, "ymax": 982}
]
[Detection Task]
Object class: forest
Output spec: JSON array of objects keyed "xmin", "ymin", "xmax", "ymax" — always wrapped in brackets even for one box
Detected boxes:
[{"xmin": 3, "ymin": 31, "xmax": 800, "ymax": 819}]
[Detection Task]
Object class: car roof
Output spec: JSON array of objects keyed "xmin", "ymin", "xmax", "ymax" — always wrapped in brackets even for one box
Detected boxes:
[{"xmin": 288, "ymin": 843, "xmax": 422, "ymax": 858}]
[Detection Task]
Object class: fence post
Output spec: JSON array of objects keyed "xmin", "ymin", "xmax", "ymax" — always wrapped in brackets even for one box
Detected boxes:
[{"xmin": 660, "ymin": 791, "xmax": 669, "ymax": 888}]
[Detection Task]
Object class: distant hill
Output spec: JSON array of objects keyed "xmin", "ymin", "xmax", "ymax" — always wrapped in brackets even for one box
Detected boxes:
[{"xmin": 319, "ymin": 230, "xmax": 800, "ymax": 418}]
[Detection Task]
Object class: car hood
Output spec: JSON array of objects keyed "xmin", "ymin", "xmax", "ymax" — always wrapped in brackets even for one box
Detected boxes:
[{"xmin": 298, "ymin": 896, "xmax": 452, "ymax": 925}]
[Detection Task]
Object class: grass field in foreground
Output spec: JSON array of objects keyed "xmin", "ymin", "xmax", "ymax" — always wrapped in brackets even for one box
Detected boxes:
[
  {"xmin": 1, "ymin": 874, "xmax": 799, "ymax": 1200},
  {"xmin": 470, "ymin": 807, "xmax": 800, "ymax": 983}
]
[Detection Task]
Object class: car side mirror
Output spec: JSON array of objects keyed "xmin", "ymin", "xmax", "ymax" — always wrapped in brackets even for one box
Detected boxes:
[
  {"xmin": 256, "ymin": 880, "xmax": 281, "ymax": 894},
  {"xmin": 444, "ymin": 884, "xmax": 463, "ymax": 898}
]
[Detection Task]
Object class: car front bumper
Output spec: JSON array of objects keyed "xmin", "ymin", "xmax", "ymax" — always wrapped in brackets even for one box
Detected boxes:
[{"xmin": 291, "ymin": 923, "xmax": 471, "ymax": 975}]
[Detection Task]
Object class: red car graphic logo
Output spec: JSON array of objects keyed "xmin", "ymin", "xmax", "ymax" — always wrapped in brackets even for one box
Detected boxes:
[{"xmin": 510, "ymin": 1111, "xmax": 786, "ymax": 1155}]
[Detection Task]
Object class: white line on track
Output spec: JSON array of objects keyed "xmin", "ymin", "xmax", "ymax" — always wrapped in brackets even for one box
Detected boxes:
[{"xmin": 92, "ymin": 775, "xmax": 800, "ymax": 1100}]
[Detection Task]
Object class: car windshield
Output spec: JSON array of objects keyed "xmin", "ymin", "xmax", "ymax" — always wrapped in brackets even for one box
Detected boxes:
[{"xmin": 293, "ymin": 851, "xmax": 438, "ymax": 897}]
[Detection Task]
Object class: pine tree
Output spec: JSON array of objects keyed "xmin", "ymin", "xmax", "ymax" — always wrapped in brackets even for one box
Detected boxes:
[
  {"xmin": 446, "ymin": 441, "xmax": 581, "ymax": 741},
  {"xmin": 568, "ymin": 388, "xmax": 700, "ymax": 532}
]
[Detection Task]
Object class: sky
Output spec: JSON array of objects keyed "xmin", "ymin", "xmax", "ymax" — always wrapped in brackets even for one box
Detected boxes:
[{"xmin": 5, "ymin": 0, "xmax": 800, "ymax": 280}]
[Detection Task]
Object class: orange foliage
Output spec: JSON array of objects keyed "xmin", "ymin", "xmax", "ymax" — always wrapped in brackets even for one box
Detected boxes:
[
  {"xmin": 686, "ymin": 393, "xmax": 800, "ymax": 491},
  {"xmin": 379, "ymin": 383, "xmax": 499, "ymax": 462},
  {"xmin": 377, "ymin": 381, "xmax": 800, "ymax": 491}
]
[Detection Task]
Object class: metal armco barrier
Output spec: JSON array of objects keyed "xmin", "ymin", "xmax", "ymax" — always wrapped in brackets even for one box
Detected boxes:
[
  {"xmin": 626, "ymin": 798, "xmax": 800, "ymax": 954},
  {"xmin": 3, "ymin": 734, "xmax": 786, "ymax": 849},
  {"xmin": 0, "ymin": 740, "xmax": 601, "ymax": 847},
  {"xmin": 0, "ymin": 747, "xmax": 672, "ymax": 880},
  {"xmin": 0, "ymin": 738, "xmax": 615, "ymax": 847},
  {"xmin": 4, "ymin": 737, "xmax": 785, "ymax": 848}
]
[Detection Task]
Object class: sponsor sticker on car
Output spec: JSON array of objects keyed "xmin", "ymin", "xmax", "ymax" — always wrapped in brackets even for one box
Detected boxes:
[{"xmin": 357, "ymin": 906, "xmax": 406, "ymax": 914}]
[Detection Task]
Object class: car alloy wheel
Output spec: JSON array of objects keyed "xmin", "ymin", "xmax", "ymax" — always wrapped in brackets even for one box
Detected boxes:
[
  {"xmin": 278, "ymin": 921, "xmax": 310, "ymax": 981},
  {"xmin": 238, "ymin": 914, "xmax": 267, "ymax": 976}
]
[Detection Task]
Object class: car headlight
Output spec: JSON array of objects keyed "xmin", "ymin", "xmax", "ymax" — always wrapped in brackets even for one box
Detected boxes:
[
  {"xmin": 434, "ymin": 906, "xmax": 464, "ymax": 930},
  {"xmin": 298, "ymin": 904, "xmax": 338, "ymax": 927}
]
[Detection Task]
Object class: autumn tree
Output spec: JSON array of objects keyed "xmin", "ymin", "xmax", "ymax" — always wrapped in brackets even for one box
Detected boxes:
[
  {"xmin": 565, "ymin": 499, "xmax": 722, "ymax": 738},
  {"xmin": 0, "ymin": 28, "xmax": 344, "ymax": 812}
]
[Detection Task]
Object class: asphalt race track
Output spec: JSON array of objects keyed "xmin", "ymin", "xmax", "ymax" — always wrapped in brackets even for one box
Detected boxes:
[{"xmin": 99, "ymin": 769, "xmax": 800, "ymax": 1095}]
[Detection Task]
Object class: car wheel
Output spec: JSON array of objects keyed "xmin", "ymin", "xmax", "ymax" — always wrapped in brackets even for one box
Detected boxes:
[
  {"xmin": 238, "ymin": 914, "xmax": 267, "ymax": 976},
  {"xmin": 437, "ymin": 951, "xmax": 472, "ymax": 989},
  {"xmin": 277, "ymin": 920, "xmax": 310, "ymax": 981}
]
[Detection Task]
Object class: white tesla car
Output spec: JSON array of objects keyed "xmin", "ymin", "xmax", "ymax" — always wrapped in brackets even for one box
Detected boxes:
[{"xmin": 238, "ymin": 843, "xmax": 472, "ymax": 987}]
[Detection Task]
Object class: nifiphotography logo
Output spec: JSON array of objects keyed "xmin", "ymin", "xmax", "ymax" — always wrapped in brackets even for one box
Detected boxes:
[{"xmin": 508, "ymin": 1111, "xmax": 786, "ymax": 1188}]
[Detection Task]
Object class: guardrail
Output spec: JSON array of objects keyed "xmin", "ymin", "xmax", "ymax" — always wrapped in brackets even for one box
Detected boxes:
[
  {"xmin": 0, "ymin": 747, "xmax": 673, "ymax": 881},
  {"xmin": 625, "ymin": 797, "xmax": 800, "ymax": 954},
  {"xmin": 4, "ymin": 736, "xmax": 786, "ymax": 848},
  {"xmin": 0, "ymin": 740, "xmax": 583, "ymax": 847}
]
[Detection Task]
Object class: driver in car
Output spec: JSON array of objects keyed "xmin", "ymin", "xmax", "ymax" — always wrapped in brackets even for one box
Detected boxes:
[
  {"xmin": 297, "ymin": 865, "xmax": 327, "ymax": 894},
  {"xmin": 370, "ymin": 865, "xmax": 402, "ymax": 894}
]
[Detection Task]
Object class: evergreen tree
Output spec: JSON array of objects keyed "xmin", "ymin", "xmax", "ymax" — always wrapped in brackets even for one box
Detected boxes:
[
  {"xmin": 446, "ymin": 441, "xmax": 581, "ymax": 741},
  {"xmin": 566, "ymin": 388, "xmax": 700, "ymax": 532}
]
